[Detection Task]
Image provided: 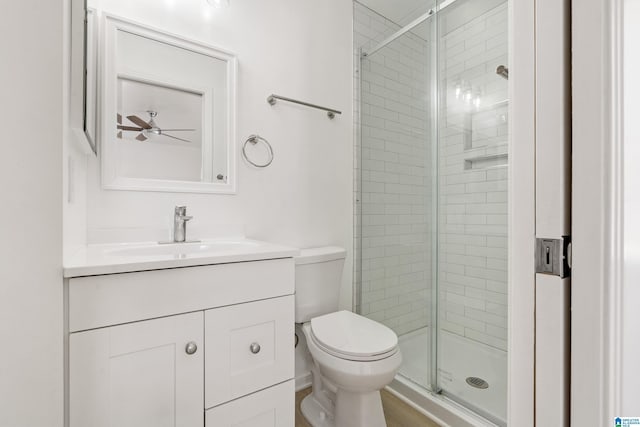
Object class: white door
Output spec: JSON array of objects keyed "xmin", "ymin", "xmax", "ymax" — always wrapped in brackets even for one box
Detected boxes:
[
  {"xmin": 69, "ymin": 312, "xmax": 204, "ymax": 427},
  {"xmin": 572, "ymin": 0, "xmax": 640, "ymax": 423},
  {"xmin": 510, "ymin": 0, "xmax": 571, "ymax": 425},
  {"xmin": 533, "ymin": 0, "xmax": 571, "ymax": 426}
]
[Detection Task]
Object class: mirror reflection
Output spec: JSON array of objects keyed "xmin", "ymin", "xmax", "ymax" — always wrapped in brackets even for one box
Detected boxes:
[
  {"xmin": 110, "ymin": 27, "xmax": 229, "ymax": 184},
  {"xmin": 74, "ymin": 0, "xmax": 237, "ymax": 193}
]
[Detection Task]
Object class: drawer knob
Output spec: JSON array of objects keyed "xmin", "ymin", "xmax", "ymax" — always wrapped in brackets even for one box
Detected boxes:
[
  {"xmin": 185, "ymin": 341, "xmax": 198, "ymax": 355},
  {"xmin": 249, "ymin": 342, "xmax": 261, "ymax": 354}
]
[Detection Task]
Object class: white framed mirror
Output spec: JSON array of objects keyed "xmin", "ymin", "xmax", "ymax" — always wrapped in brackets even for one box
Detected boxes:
[{"xmin": 101, "ymin": 15, "xmax": 237, "ymax": 194}]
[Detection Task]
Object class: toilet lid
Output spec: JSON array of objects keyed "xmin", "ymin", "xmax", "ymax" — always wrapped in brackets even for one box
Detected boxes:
[{"xmin": 310, "ymin": 311, "xmax": 398, "ymax": 360}]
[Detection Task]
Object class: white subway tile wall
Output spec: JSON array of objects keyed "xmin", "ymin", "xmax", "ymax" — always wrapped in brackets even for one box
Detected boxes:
[
  {"xmin": 354, "ymin": 1, "xmax": 508, "ymax": 351},
  {"xmin": 354, "ymin": 2, "xmax": 432, "ymax": 337},
  {"xmin": 437, "ymin": 2, "xmax": 508, "ymax": 352}
]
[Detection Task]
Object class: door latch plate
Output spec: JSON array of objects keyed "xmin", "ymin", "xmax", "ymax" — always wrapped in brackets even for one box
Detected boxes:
[{"xmin": 535, "ymin": 236, "xmax": 571, "ymax": 278}]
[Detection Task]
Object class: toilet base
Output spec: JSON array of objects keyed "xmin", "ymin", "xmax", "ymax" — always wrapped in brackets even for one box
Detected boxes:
[
  {"xmin": 301, "ymin": 393, "xmax": 335, "ymax": 427},
  {"xmin": 334, "ymin": 389, "xmax": 387, "ymax": 427},
  {"xmin": 301, "ymin": 389, "xmax": 388, "ymax": 427}
]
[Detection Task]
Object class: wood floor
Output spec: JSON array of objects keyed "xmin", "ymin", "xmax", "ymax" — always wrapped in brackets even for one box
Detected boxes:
[{"xmin": 295, "ymin": 387, "xmax": 441, "ymax": 427}]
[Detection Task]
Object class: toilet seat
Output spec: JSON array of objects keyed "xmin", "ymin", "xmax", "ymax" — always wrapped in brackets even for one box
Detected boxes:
[{"xmin": 310, "ymin": 310, "xmax": 398, "ymax": 362}]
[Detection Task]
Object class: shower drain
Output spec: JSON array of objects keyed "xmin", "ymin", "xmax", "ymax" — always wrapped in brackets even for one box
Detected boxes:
[{"xmin": 465, "ymin": 376, "xmax": 489, "ymax": 389}]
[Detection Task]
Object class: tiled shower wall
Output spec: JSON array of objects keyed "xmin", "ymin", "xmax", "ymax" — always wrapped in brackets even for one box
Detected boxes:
[
  {"xmin": 354, "ymin": 1, "xmax": 509, "ymax": 351},
  {"xmin": 354, "ymin": 2, "xmax": 432, "ymax": 337},
  {"xmin": 437, "ymin": 2, "xmax": 509, "ymax": 352}
]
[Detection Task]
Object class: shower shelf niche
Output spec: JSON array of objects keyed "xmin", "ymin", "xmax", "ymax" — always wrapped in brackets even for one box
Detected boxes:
[
  {"xmin": 464, "ymin": 152, "xmax": 508, "ymax": 170},
  {"xmin": 462, "ymin": 142, "xmax": 508, "ymax": 170}
]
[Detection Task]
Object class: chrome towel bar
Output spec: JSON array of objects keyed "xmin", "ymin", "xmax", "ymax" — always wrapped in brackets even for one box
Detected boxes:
[{"xmin": 267, "ymin": 94, "xmax": 342, "ymax": 119}]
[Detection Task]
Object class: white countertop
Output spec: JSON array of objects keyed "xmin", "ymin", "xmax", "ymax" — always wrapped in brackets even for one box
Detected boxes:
[{"xmin": 64, "ymin": 238, "xmax": 300, "ymax": 278}]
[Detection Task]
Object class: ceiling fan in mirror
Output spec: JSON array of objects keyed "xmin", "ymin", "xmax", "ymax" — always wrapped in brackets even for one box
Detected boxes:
[{"xmin": 116, "ymin": 110, "xmax": 195, "ymax": 142}]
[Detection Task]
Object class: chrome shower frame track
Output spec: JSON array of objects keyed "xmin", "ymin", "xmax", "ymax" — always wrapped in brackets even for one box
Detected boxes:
[{"xmin": 361, "ymin": 0, "xmax": 457, "ymax": 58}]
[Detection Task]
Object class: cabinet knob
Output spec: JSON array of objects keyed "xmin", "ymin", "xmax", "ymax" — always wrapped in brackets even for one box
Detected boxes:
[
  {"xmin": 185, "ymin": 341, "xmax": 198, "ymax": 355},
  {"xmin": 249, "ymin": 342, "xmax": 261, "ymax": 354}
]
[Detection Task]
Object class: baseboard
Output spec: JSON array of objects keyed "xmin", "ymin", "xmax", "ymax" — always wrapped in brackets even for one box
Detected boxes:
[{"xmin": 296, "ymin": 373, "xmax": 312, "ymax": 391}]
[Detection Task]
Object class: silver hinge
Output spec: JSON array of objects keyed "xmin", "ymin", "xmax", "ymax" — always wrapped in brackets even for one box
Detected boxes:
[{"xmin": 535, "ymin": 236, "xmax": 572, "ymax": 278}]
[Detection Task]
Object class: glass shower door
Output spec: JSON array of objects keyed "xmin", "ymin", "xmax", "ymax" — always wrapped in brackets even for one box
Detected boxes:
[
  {"xmin": 355, "ymin": 0, "xmax": 509, "ymax": 423},
  {"xmin": 434, "ymin": 0, "xmax": 509, "ymax": 424},
  {"xmin": 356, "ymin": 1, "xmax": 435, "ymax": 392}
]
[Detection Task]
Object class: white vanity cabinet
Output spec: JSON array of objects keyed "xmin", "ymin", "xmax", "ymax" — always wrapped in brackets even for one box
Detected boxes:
[
  {"xmin": 70, "ymin": 312, "xmax": 204, "ymax": 427},
  {"xmin": 66, "ymin": 257, "xmax": 295, "ymax": 427},
  {"xmin": 205, "ymin": 380, "xmax": 295, "ymax": 427},
  {"xmin": 205, "ymin": 296, "xmax": 294, "ymax": 408}
]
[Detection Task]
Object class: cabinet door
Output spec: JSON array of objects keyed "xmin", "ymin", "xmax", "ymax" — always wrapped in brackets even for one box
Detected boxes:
[
  {"xmin": 205, "ymin": 295, "xmax": 294, "ymax": 408},
  {"xmin": 205, "ymin": 380, "xmax": 294, "ymax": 427},
  {"xmin": 70, "ymin": 312, "xmax": 203, "ymax": 427}
]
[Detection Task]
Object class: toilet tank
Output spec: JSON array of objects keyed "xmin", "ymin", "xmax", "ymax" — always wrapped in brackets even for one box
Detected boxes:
[{"xmin": 294, "ymin": 246, "xmax": 347, "ymax": 323}]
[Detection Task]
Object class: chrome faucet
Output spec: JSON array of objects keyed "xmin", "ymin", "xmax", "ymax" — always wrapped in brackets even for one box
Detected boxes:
[{"xmin": 173, "ymin": 206, "xmax": 193, "ymax": 243}]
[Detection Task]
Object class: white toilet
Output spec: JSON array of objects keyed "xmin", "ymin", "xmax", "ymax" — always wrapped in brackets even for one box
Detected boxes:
[{"xmin": 295, "ymin": 247, "xmax": 402, "ymax": 427}]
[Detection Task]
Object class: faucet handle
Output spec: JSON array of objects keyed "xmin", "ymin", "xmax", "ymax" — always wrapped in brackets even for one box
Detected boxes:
[{"xmin": 172, "ymin": 205, "xmax": 193, "ymax": 243}]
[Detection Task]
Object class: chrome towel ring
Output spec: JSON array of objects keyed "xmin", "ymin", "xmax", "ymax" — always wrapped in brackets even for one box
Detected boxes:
[{"xmin": 242, "ymin": 134, "xmax": 274, "ymax": 168}]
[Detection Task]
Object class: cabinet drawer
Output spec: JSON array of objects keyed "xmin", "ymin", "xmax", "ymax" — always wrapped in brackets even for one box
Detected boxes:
[
  {"xmin": 205, "ymin": 295, "xmax": 294, "ymax": 408},
  {"xmin": 205, "ymin": 380, "xmax": 294, "ymax": 427},
  {"xmin": 68, "ymin": 258, "xmax": 294, "ymax": 332}
]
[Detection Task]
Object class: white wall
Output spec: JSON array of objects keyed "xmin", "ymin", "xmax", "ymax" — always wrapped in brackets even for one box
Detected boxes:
[
  {"xmin": 0, "ymin": 2, "xmax": 64, "ymax": 426},
  {"xmin": 71, "ymin": 0, "xmax": 354, "ymax": 307}
]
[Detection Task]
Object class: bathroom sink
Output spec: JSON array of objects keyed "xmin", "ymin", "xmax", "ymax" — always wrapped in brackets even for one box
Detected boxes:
[
  {"xmin": 106, "ymin": 240, "xmax": 261, "ymax": 258},
  {"xmin": 64, "ymin": 238, "xmax": 299, "ymax": 277}
]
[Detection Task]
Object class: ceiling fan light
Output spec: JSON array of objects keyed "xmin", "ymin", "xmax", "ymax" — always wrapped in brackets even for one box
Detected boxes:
[{"xmin": 206, "ymin": 0, "xmax": 229, "ymax": 8}]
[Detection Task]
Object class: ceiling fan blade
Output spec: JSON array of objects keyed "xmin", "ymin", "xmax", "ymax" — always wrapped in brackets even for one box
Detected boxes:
[
  {"xmin": 117, "ymin": 125, "xmax": 144, "ymax": 131},
  {"xmin": 162, "ymin": 133, "xmax": 191, "ymax": 143},
  {"xmin": 158, "ymin": 129, "xmax": 196, "ymax": 132},
  {"xmin": 127, "ymin": 115, "xmax": 152, "ymax": 129},
  {"xmin": 135, "ymin": 133, "xmax": 148, "ymax": 142},
  {"xmin": 117, "ymin": 113, "xmax": 122, "ymax": 124}
]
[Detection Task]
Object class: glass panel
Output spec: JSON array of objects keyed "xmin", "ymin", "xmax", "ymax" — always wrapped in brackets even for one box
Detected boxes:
[
  {"xmin": 354, "ymin": 0, "xmax": 508, "ymax": 423},
  {"xmin": 355, "ymin": 1, "xmax": 435, "ymax": 391},
  {"xmin": 435, "ymin": 0, "xmax": 509, "ymax": 424}
]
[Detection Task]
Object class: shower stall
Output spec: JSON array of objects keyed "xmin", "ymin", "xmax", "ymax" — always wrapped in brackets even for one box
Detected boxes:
[{"xmin": 354, "ymin": 0, "xmax": 509, "ymax": 424}]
